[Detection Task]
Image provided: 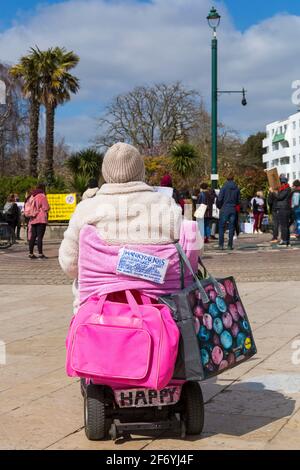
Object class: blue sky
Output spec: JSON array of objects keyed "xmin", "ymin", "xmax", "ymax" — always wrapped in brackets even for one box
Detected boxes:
[
  {"xmin": 224, "ymin": 0, "xmax": 300, "ymax": 31},
  {"xmin": 2, "ymin": 0, "xmax": 300, "ymax": 31},
  {"xmin": 1, "ymin": 0, "xmax": 300, "ymax": 148}
]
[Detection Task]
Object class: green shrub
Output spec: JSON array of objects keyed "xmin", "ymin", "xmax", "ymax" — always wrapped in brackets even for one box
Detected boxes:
[{"xmin": 0, "ymin": 175, "xmax": 70, "ymax": 207}]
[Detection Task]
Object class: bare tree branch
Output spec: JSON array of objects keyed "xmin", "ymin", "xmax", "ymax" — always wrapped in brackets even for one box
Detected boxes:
[{"xmin": 94, "ymin": 82, "xmax": 201, "ymax": 155}]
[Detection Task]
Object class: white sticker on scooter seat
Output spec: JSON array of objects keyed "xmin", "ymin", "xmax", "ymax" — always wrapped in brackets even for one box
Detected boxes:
[{"xmin": 116, "ymin": 248, "xmax": 169, "ymax": 284}]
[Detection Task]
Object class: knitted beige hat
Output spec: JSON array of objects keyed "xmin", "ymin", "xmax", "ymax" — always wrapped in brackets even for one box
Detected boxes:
[{"xmin": 102, "ymin": 142, "xmax": 145, "ymax": 183}]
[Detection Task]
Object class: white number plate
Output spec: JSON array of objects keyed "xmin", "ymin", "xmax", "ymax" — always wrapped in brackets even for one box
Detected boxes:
[{"xmin": 114, "ymin": 386, "xmax": 181, "ymax": 408}]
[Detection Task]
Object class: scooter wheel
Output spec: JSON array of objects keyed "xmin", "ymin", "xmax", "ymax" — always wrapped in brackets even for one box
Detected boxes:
[
  {"xmin": 84, "ymin": 384, "xmax": 106, "ymax": 440},
  {"xmin": 181, "ymin": 382, "xmax": 204, "ymax": 436}
]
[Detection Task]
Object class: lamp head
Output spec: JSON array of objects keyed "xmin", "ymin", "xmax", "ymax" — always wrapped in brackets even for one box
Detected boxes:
[
  {"xmin": 207, "ymin": 6, "xmax": 221, "ymax": 30},
  {"xmin": 241, "ymin": 88, "xmax": 247, "ymax": 106}
]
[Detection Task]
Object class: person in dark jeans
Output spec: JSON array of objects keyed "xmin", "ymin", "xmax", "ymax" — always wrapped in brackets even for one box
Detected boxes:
[
  {"xmin": 217, "ymin": 175, "xmax": 241, "ymax": 250},
  {"xmin": 26, "ymin": 183, "xmax": 50, "ymax": 259},
  {"xmin": 197, "ymin": 183, "xmax": 216, "ymax": 243},
  {"xmin": 269, "ymin": 174, "xmax": 291, "ymax": 247},
  {"xmin": 267, "ymin": 190, "xmax": 279, "ymax": 243},
  {"xmin": 29, "ymin": 224, "xmax": 47, "ymax": 255}
]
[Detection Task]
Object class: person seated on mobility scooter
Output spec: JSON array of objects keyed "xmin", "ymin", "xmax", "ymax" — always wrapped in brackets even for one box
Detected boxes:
[{"xmin": 59, "ymin": 142, "xmax": 204, "ymax": 441}]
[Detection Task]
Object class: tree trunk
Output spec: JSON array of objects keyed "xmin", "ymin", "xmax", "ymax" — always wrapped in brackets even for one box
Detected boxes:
[
  {"xmin": 45, "ymin": 103, "xmax": 55, "ymax": 183},
  {"xmin": 29, "ymin": 98, "xmax": 40, "ymax": 178}
]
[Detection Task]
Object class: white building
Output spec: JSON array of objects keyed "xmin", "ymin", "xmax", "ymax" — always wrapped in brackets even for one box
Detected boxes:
[{"xmin": 262, "ymin": 111, "xmax": 300, "ymax": 182}]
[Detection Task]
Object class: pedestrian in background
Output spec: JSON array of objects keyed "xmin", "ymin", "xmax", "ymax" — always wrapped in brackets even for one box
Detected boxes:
[
  {"xmin": 24, "ymin": 189, "xmax": 33, "ymax": 242},
  {"xmin": 82, "ymin": 178, "xmax": 99, "ymax": 201},
  {"xmin": 217, "ymin": 174, "xmax": 240, "ymax": 250},
  {"xmin": 3, "ymin": 194, "xmax": 19, "ymax": 244},
  {"xmin": 160, "ymin": 174, "xmax": 184, "ymax": 213},
  {"xmin": 269, "ymin": 174, "xmax": 291, "ymax": 247},
  {"xmin": 14, "ymin": 193, "xmax": 22, "ymax": 240},
  {"xmin": 197, "ymin": 183, "xmax": 216, "ymax": 244},
  {"xmin": 25, "ymin": 183, "xmax": 50, "ymax": 259},
  {"xmin": 268, "ymin": 188, "xmax": 279, "ymax": 243},
  {"xmin": 251, "ymin": 190, "xmax": 266, "ymax": 234},
  {"xmin": 291, "ymin": 179, "xmax": 300, "ymax": 239}
]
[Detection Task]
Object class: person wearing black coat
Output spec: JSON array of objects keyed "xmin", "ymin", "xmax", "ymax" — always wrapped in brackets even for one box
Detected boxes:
[
  {"xmin": 3, "ymin": 194, "xmax": 19, "ymax": 244},
  {"xmin": 267, "ymin": 191, "xmax": 279, "ymax": 242},
  {"xmin": 217, "ymin": 175, "xmax": 240, "ymax": 250},
  {"xmin": 269, "ymin": 174, "xmax": 292, "ymax": 246}
]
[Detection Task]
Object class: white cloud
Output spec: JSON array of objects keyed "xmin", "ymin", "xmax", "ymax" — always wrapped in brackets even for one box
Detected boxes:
[{"xmin": 1, "ymin": 0, "xmax": 300, "ymax": 147}]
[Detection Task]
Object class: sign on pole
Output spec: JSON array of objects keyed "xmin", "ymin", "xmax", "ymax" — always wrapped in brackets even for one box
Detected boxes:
[
  {"xmin": 265, "ymin": 168, "xmax": 280, "ymax": 190},
  {"xmin": 47, "ymin": 193, "xmax": 77, "ymax": 221}
]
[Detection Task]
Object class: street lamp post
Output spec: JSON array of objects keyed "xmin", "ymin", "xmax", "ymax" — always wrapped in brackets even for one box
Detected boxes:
[
  {"xmin": 207, "ymin": 7, "xmax": 247, "ymax": 189},
  {"xmin": 207, "ymin": 7, "xmax": 220, "ymax": 190}
]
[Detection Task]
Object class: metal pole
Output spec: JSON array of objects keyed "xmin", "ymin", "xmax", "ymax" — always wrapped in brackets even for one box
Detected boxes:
[{"xmin": 211, "ymin": 31, "xmax": 218, "ymax": 189}]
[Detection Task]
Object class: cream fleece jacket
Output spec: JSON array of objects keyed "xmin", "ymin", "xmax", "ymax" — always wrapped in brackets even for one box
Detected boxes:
[{"xmin": 59, "ymin": 181, "xmax": 182, "ymax": 279}]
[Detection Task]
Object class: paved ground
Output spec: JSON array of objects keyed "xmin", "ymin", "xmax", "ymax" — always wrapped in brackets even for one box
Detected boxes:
[
  {"xmin": 1, "ymin": 232, "xmax": 300, "ymax": 284},
  {"xmin": 0, "ymin": 234, "xmax": 300, "ymax": 449}
]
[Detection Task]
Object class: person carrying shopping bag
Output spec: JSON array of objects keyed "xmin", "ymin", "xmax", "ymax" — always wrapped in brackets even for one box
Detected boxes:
[{"xmin": 196, "ymin": 183, "xmax": 216, "ymax": 244}]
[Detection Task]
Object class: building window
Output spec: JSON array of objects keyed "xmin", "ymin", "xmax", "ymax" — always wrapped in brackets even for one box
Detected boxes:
[
  {"xmin": 284, "ymin": 124, "xmax": 287, "ymax": 132},
  {"xmin": 293, "ymin": 172, "xmax": 296, "ymax": 180},
  {"xmin": 287, "ymin": 173, "xmax": 290, "ymax": 181},
  {"xmin": 272, "ymin": 129, "xmax": 275, "ymax": 135},
  {"xmin": 293, "ymin": 121, "xmax": 296, "ymax": 130},
  {"xmin": 280, "ymin": 157, "xmax": 290, "ymax": 165},
  {"xmin": 272, "ymin": 159, "xmax": 279, "ymax": 166},
  {"xmin": 293, "ymin": 138, "xmax": 297, "ymax": 146},
  {"xmin": 293, "ymin": 155, "xmax": 296, "ymax": 163}
]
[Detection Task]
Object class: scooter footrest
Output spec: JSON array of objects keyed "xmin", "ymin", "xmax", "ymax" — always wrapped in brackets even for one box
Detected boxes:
[{"xmin": 115, "ymin": 421, "xmax": 175, "ymax": 433}]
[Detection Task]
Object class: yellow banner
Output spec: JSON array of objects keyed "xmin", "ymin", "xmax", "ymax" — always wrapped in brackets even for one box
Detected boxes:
[{"xmin": 47, "ymin": 193, "xmax": 77, "ymax": 221}]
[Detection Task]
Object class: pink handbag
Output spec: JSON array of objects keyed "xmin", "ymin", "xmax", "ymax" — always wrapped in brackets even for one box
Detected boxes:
[{"xmin": 66, "ymin": 290, "xmax": 179, "ymax": 390}]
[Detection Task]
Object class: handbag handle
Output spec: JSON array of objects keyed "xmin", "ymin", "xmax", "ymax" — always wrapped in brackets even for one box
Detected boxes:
[
  {"xmin": 198, "ymin": 257, "xmax": 225, "ymax": 299},
  {"xmin": 96, "ymin": 290, "xmax": 141, "ymax": 318},
  {"xmin": 175, "ymin": 243, "xmax": 210, "ymax": 304}
]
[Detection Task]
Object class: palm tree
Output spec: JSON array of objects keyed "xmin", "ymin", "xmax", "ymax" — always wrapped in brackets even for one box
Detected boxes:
[
  {"xmin": 65, "ymin": 148, "xmax": 103, "ymax": 194},
  {"xmin": 10, "ymin": 53, "xmax": 41, "ymax": 177},
  {"xmin": 31, "ymin": 46, "xmax": 80, "ymax": 182},
  {"xmin": 171, "ymin": 143, "xmax": 198, "ymax": 179}
]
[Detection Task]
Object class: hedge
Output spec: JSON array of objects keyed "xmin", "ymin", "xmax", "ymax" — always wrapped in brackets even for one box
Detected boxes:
[{"xmin": 0, "ymin": 176, "xmax": 70, "ymax": 207}]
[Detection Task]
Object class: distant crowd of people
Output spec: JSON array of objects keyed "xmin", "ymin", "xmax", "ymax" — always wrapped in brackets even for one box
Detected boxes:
[
  {"xmin": 194, "ymin": 173, "xmax": 300, "ymax": 249},
  {"xmin": 1, "ymin": 171, "xmax": 300, "ymax": 256},
  {"xmin": 158, "ymin": 172, "xmax": 300, "ymax": 250}
]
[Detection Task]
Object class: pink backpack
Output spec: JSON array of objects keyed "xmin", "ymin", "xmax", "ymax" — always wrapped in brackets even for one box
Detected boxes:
[
  {"xmin": 24, "ymin": 196, "xmax": 39, "ymax": 218},
  {"xmin": 66, "ymin": 290, "xmax": 179, "ymax": 390}
]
